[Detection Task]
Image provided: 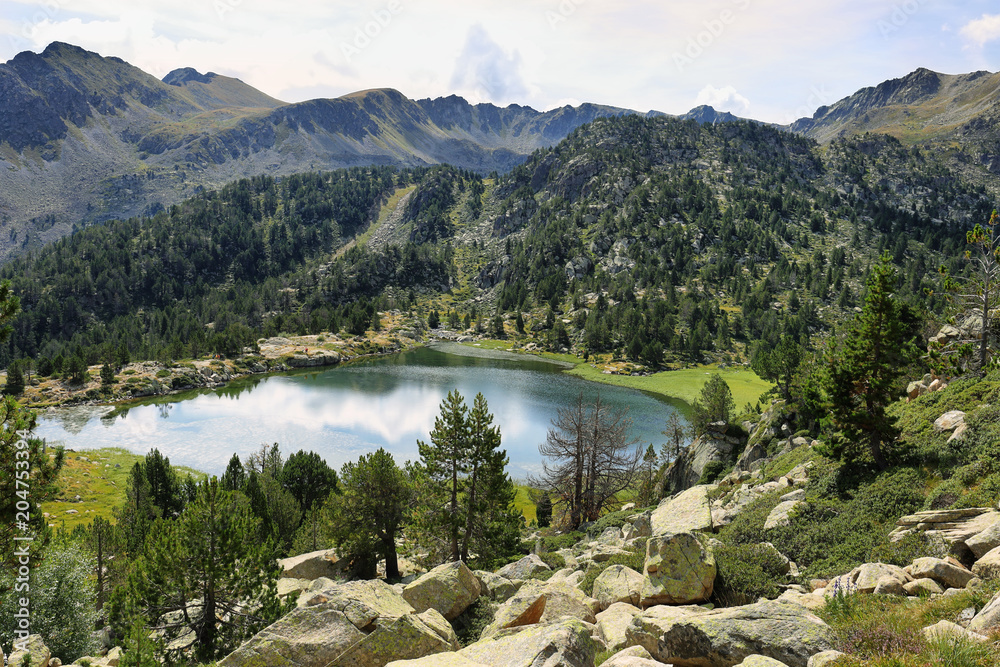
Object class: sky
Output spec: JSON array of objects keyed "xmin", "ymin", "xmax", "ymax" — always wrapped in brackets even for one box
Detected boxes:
[{"xmin": 1, "ymin": 0, "xmax": 999, "ymax": 124}]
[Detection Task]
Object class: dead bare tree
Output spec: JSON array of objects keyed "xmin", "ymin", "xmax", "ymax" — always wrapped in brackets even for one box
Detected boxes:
[{"xmin": 530, "ymin": 393, "xmax": 641, "ymax": 529}]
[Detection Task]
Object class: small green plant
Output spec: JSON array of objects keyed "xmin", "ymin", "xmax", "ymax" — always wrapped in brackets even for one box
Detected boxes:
[
  {"xmin": 450, "ymin": 597, "xmax": 497, "ymax": 647},
  {"xmin": 155, "ymin": 369, "xmax": 171, "ymax": 378}
]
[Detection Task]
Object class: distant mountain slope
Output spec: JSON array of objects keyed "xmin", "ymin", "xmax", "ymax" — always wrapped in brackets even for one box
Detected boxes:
[
  {"xmin": 789, "ymin": 67, "xmax": 1000, "ymax": 180},
  {"xmin": 0, "ymin": 43, "xmax": 649, "ymax": 261}
]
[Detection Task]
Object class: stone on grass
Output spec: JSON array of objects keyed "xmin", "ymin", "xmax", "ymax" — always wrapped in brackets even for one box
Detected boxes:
[
  {"xmin": 933, "ymin": 410, "xmax": 965, "ymax": 432},
  {"xmin": 968, "ymin": 589, "xmax": 1000, "ymax": 635},
  {"xmin": 903, "ymin": 578, "xmax": 944, "ymax": 596},
  {"xmin": 807, "ymin": 651, "xmax": 846, "ymax": 667},
  {"xmin": 763, "ymin": 500, "xmax": 807, "ymax": 531},
  {"xmin": 922, "ymin": 619, "xmax": 989, "ymax": 644},
  {"xmin": 965, "ymin": 520, "xmax": 1000, "ymax": 560},
  {"xmin": 402, "ymin": 560, "xmax": 482, "ymax": 620},
  {"xmin": 971, "ymin": 545, "xmax": 1000, "ymax": 580},
  {"xmin": 852, "ymin": 563, "xmax": 909, "ymax": 594},
  {"xmin": 641, "ymin": 532, "xmax": 715, "ymax": 606},
  {"xmin": 627, "ymin": 600, "xmax": 834, "ymax": 667},
  {"xmin": 906, "ymin": 557, "xmax": 975, "ymax": 589},
  {"xmin": 872, "ymin": 576, "xmax": 906, "ymax": 596}
]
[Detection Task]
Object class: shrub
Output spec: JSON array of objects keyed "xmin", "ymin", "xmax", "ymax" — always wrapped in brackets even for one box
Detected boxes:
[
  {"xmin": 711, "ymin": 542, "xmax": 788, "ymax": 607},
  {"xmin": 156, "ymin": 369, "xmax": 171, "ymax": 378},
  {"xmin": 539, "ymin": 551, "xmax": 566, "ymax": 570},
  {"xmin": 450, "ymin": 597, "xmax": 496, "ymax": 647}
]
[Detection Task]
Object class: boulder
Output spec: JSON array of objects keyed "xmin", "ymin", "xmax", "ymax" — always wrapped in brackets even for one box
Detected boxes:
[
  {"xmin": 7, "ymin": 635, "xmax": 50, "ymax": 667},
  {"xmin": 807, "ymin": 651, "xmax": 846, "ymax": 667},
  {"xmin": 965, "ymin": 519, "xmax": 1000, "ymax": 560},
  {"xmin": 481, "ymin": 586, "xmax": 548, "ymax": 638},
  {"xmin": 475, "ymin": 570, "xmax": 521, "ymax": 603},
  {"xmin": 735, "ymin": 657, "xmax": 790, "ymax": 667},
  {"xmin": 763, "ymin": 500, "xmax": 806, "ymax": 531},
  {"xmin": 627, "ymin": 600, "xmax": 835, "ymax": 667},
  {"xmin": 903, "ymin": 578, "xmax": 944, "ymax": 596},
  {"xmin": 922, "ymin": 619, "xmax": 989, "ymax": 643},
  {"xmin": 663, "ymin": 423, "xmax": 742, "ymax": 493},
  {"xmin": 596, "ymin": 602, "xmax": 643, "ymax": 652},
  {"xmin": 496, "ymin": 554, "xmax": 551, "ymax": 581},
  {"xmin": 650, "ymin": 485, "xmax": 714, "ymax": 535},
  {"xmin": 972, "ymin": 545, "xmax": 1000, "ymax": 580},
  {"xmin": 106, "ymin": 646, "xmax": 123, "ymax": 666},
  {"xmin": 386, "ymin": 654, "xmax": 489, "ymax": 667},
  {"xmin": 906, "ymin": 557, "xmax": 975, "ymax": 589},
  {"xmin": 593, "ymin": 564, "xmax": 645, "ymax": 610},
  {"xmin": 873, "ymin": 576, "xmax": 906, "ymax": 596},
  {"xmin": 933, "ymin": 411, "xmax": 966, "ymax": 432},
  {"xmin": 220, "ymin": 579, "xmax": 457, "ymax": 667},
  {"xmin": 641, "ymin": 532, "xmax": 716, "ymax": 606},
  {"xmin": 278, "ymin": 548, "xmax": 344, "ymax": 580},
  {"xmin": 890, "ymin": 508, "xmax": 999, "ymax": 552},
  {"xmin": 600, "ymin": 645, "xmax": 664, "ymax": 666},
  {"xmin": 968, "ymin": 589, "xmax": 1000, "ymax": 634},
  {"xmin": 277, "ymin": 578, "xmax": 313, "ymax": 598},
  {"xmin": 775, "ymin": 590, "xmax": 826, "ymax": 611},
  {"xmin": 402, "ymin": 560, "xmax": 482, "ymax": 620},
  {"xmin": 852, "ymin": 563, "xmax": 910, "ymax": 594},
  {"xmin": 623, "ymin": 513, "xmax": 652, "ymax": 543},
  {"xmin": 459, "ymin": 618, "xmax": 596, "ymax": 667}
]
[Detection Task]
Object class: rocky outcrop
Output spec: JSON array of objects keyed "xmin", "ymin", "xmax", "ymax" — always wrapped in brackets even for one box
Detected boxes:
[
  {"xmin": 972, "ymin": 545, "xmax": 1000, "ymax": 579},
  {"xmin": 664, "ymin": 422, "xmax": 743, "ymax": 493},
  {"xmin": 763, "ymin": 491, "xmax": 808, "ymax": 531},
  {"xmin": 402, "ymin": 560, "xmax": 481, "ymax": 620},
  {"xmin": 965, "ymin": 516, "xmax": 1000, "ymax": 559},
  {"xmin": 641, "ymin": 532, "xmax": 716, "ymax": 606},
  {"xmin": 475, "ymin": 570, "xmax": 521, "ymax": 603},
  {"xmin": 905, "ymin": 557, "xmax": 975, "ymax": 589},
  {"xmin": 650, "ymin": 485, "xmax": 714, "ymax": 536},
  {"xmin": 627, "ymin": 600, "xmax": 834, "ymax": 667},
  {"xmin": 889, "ymin": 507, "xmax": 1000, "ymax": 561}
]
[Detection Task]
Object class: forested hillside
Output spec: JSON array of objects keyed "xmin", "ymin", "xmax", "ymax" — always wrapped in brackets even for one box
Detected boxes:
[{"xmin": 1, "ymin": 115, "xmax": 995, "ymax": 380}]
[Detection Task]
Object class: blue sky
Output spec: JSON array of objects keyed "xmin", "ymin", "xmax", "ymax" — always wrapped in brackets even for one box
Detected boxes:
[{"xmin": 1, "ymin": 0, "xmax": 999, "ymax": 123}]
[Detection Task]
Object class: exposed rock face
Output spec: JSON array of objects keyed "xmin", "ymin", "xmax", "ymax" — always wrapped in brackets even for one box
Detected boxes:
[
  {"xmin": 278, "ymin": 549, "xmax": 345, "ymax": 580},
  {"xmin": 965, "ymin": 517, "xmax": 1000, "ymax": 559},
  {"xmin": 650, "ymin": 485, "xmax": 714, "ymax": 536},
  {"xmin": 496, "ymin": 554, "xmax": 551, "ymax": 580},
  {"xmin": 459, "ymin": 618, "xmax": 597, "ymax": 667},
  {"xmin": 664, "ymin": 422, "xmax": 743, "ymax": 493},
  {"xmin": 641, "ymin": 532, "xmax": 716, "ymax": 606},
  {"xmin": 221, "ymin": 579, "xmax": 457, "ymax": 667},
  {"xmin": 402, "ymin": 560, "xmax": 482, "ymax": 620},
  {"xmin": 481, "ymin": 587, "xmax": 548, "ymax": 638},
  {"xmin": 889, "ymin": 508, "xmax": 1000, "ymax": 560},
  {"xmin": 627, "ymin": 600, "xmax": 834, "ymax": 667},
  {"xmin": 593, "ymin": 564, "xmax": 644, "ymax": 610}
]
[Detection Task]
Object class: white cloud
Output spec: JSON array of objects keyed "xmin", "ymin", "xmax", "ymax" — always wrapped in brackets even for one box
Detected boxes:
[
  {"xmin": 449, "ymin": 24, "xmax": 531, "ymax": 105},
  {"xmin": 694, "ymin": 84, "xmax": 750, "ymax": 115},
  {"xmin": 959, "ymin": 14, "xmax": 1000, "ymax": 48}
]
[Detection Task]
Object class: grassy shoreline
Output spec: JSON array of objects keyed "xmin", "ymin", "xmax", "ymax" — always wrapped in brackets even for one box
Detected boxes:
[{"xmin": 460, "ymin": 339, "xmax": 773, "ymax": 411}]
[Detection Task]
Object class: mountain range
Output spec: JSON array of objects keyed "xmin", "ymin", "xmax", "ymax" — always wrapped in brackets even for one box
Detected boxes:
[{"xmin": 0, "ymin": 42, "xmax": 998, "ymax": 263}]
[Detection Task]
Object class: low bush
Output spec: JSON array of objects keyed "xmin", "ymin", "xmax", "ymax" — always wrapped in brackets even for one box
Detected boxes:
[
  {"xmin": 450, "ymin": 597, "xmax": 496, "ymax": 647},
  {"xmin": 711, "ymin": 542, "xmax": 788, "ymax": 607}
]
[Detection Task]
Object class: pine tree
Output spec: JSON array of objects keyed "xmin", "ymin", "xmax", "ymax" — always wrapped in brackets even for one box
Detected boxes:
[
  {"xmin": 101, "ymin": 361, "xmax": 116, "ymax": 386},
  {"xmin": 535, "ymin": 491, "xmax": 552, "ymax": 528},
  {"xmin": 417, "ymin": 390, "xmax": 469, "ymax": 561},
  {"xmin": 823, "ymin": 253, "xmax": 918, "ymax": 470},
  {"xmin": 327, "ymin": 448, "xmax": 411, "ymax": 579},
  {"xmin": 110, "ymin": 479, "xmax": 281, "ymax": 662},
  {"xmin": 3, "ymin": 360, "xmax": 24, "ymax": 395},
  {"xmin": 690, "ymin": 374, "xmax": 735, "ymax": 432}
]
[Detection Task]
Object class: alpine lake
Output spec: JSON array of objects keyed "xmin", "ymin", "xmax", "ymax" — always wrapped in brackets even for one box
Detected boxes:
[{"xmin": 33, "ymin": 343, "xmax": 686, "ymax": 479}]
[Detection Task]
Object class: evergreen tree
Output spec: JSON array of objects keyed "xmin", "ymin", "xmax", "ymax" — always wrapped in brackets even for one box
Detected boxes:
[
  {"xmin": 281, "ymin": 450, "xmax": 338, "ymax": 511},
  {"xmin": 111, "ymin": 479, "xmax": 281, "ymax": 662},
  {"xmin": 221, "ymin": 453, "xmax": 246, "ymax": 492},
  {"xmin": 823, "ymin": 253, "xmax": 918, "ymax": 470},
  {"xmin": 750, "ymin": 334, "xmax": 804, "ymax": 399},
  {"xmin": 114, "ymin": 462, "xmax": 155, "ymax": 557},
  {"xmin": 428, "ymin": 309, "xmax": 440, "ymax": 329},
  {"xmin": 327, "ymin": 448, "xmax": 411, "ymax": 579},
  {"xmin": 535, "ymin": 491, "xmax": 552, "ymax": 528},
  {"xmin": 101, "ymin": 361, "xmax": 116, "ymax": 386},
  {"xmin": 417, "ymin": 390, "xmax": 469, "ymax": 561},
  {"xmin": 690, "ymin": 374, "xmax": 735, "ymax": 432},
  {"xmin": 3, "ymin": 360, "xmax": 24, "ymax": 395}
]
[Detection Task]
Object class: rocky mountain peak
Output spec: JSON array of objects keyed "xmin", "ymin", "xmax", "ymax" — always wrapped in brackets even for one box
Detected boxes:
[{"xmin": 163, "ymin": 67, "xmax": 218, "ymax": 86}]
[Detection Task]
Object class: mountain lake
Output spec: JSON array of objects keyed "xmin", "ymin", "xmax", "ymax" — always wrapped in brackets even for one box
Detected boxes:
[{"xmin": 32, "ymin": 343, "xmax": 687, "ymax": 479}]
